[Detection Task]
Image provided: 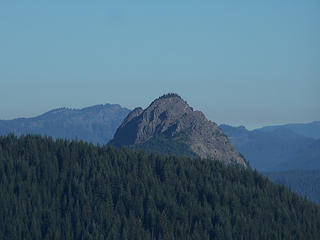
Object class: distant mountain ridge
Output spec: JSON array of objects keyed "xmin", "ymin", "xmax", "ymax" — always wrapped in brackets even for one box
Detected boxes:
[
  {"xmin": 0, "ymin": 104, "xmax": 130, "ymax": 144},
  {"xmin": 110, "ymin": 94, "xmax": 246, "ymax": 166},
  {"xmin": 1, "ymin": 101, "xmax": 318, "ymax": 171},
  {"xmin": 256, "ymin": 121, "xmax": 320, "ymax": 139},
  {"xmin": 264, "ymin": 170, "xmax": 320, "ymax": 204},
  {"xmin": 219, "ymin": 123, "xmax": 320, "ymax": 171}
]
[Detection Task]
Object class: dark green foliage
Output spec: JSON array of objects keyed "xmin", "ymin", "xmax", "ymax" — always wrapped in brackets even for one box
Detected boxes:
[{"xmin": 1, "ymin": 134, "xmax": 320, "ymax": 239}]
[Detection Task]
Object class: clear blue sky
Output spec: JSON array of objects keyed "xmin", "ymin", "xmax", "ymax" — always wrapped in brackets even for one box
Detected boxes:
[{"xmin": 1, "ymin": 1, "xmax": 319, "ymax": 129}]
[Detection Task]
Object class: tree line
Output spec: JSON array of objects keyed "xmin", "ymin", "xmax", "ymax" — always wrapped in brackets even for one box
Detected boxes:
[{"xmin": 0, "ymin": 134, "xmax": 320, "ymax": 239}]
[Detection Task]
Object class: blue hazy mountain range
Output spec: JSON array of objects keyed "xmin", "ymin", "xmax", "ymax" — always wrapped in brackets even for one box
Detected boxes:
[
  {"xmin": 263, "ymin": 170, "xmax": 320, "ymax": 204},
  {"xmin": 1, "ymin": 104, "xmax": 319, "ymax": 202},
  {"xmin": 1, "ymin": 104, "xmax": 319, "ymax": 172},
  {"xmin": 0, "ymin": 104, "xmax": 130, "ymax": 144},
  {"xmin": 219, "ymin": 122, "xmax": 320, "ymax": 203},
  {"xmin": 219, "ymin": 123, "xmax": 320, "ymax": 171},
  {"xmin": 256, "ymin": 121, "xmax": 320, "ymax": 140}
]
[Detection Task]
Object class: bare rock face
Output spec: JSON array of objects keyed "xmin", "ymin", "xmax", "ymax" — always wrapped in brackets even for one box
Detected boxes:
[{"xmin": 109, "ymin": 94, "xmax": 246, "ymax": 166}]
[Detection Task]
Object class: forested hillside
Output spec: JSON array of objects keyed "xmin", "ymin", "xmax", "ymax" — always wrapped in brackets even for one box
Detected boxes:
[{"xmin": 1, "ymin": 135, "xmax": 320, "ymax": 239}]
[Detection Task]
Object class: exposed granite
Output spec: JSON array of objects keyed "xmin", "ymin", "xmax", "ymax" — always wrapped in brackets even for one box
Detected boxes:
[{"xmin": 110, "ymin": 94, "xmax": 246, "ymax": 166}]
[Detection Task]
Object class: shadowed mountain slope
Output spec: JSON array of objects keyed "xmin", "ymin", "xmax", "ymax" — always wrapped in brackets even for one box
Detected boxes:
[{"xmin": 264, "ymin": 170, "xmax": 320, "ymax": 204}]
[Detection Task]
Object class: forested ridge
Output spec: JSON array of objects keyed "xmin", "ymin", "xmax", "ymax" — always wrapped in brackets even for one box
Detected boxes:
[{"xmin": 1, "ymin": 134, "xmax": 320, "ymax": 239}]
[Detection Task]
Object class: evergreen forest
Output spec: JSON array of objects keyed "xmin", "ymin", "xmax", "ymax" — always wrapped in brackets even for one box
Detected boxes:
[{"xmin": 1, "ymin": 134, "xmax": 320, "ymax": 239}]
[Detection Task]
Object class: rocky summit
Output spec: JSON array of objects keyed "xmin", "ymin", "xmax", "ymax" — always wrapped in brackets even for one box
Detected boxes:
[{"xmin": 109, "ymin": 94, "xmax": 246, "ymax": 166}]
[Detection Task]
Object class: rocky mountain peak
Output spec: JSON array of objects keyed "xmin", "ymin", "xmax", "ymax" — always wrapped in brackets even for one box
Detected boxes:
[
  {"xmin": 146, "ymin": 93, "xmax": 192, "ymax": 118},
  {"xmin": 109, "ymin": 94, "xmax": 246, "ymax": 167}
]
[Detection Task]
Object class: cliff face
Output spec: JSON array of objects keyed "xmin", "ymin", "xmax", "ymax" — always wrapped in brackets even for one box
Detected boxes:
[{"xmin": 110, "ymin": 94, "xmax": 246, "ymax": 166}]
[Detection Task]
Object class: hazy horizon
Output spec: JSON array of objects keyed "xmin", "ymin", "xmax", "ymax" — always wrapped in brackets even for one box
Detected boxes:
[
  {"xmin": 1, "ymin": 1, "xmax": 319, "ymax": 129},
  {"xmin": 0, "ymin": 99, "xmax": 318, "ymax": 131}
]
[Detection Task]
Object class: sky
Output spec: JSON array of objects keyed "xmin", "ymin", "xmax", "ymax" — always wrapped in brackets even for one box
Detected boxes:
[{"xmin": 1, "ymin": 1, "xmax": 319, "ymax": 129}]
